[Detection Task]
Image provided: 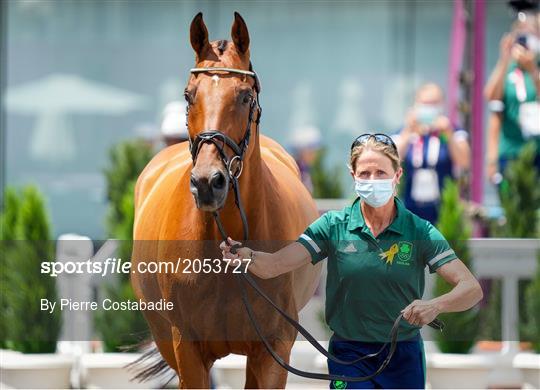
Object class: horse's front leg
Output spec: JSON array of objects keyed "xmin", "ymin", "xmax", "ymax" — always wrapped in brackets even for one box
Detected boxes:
[
  {"xmin": 172, "ymin": 327, "xmax": 212, "ymax": 389},
  {"xmin": 244, "ymin": 339, "xmax": 293, "ymax": 389}
]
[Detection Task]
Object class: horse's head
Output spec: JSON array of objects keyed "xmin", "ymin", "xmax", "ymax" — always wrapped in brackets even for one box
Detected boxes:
[{"xmin": 186, "ymin": 12, "xmax": 261, "ymax": 212}]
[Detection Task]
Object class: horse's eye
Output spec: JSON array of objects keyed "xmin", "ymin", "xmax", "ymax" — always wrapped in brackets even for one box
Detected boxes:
[
  {"xmin": 242, "ymin": 93, "xmax": 253, "ymax": 104},
  {"xmin": 184, "ymin": 90, "xmax": 193, "ymax": 105}
]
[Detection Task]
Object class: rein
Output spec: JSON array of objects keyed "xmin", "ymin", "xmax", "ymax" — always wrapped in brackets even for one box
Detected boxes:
[{"xmin": 186, "ymin": 65, "xmax": 444, "ymax": 383}]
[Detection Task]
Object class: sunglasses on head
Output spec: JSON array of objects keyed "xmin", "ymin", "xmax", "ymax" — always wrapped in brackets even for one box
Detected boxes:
[{"xmin": 351, "ymin": 133, "xmax": 398, "ymax": 152}]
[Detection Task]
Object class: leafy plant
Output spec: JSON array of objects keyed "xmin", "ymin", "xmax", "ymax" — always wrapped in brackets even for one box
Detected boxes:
[
  {"xmin": 500, "ymin": 142, "xmax": 540, "ymax": 345},
  {"xmin": 94, "ymin": 270, "xmax": 148, "ymax": 352},
  {"xmin": 104, "ymin": 139, "xmax": 154, "ymax": 234},
  {"xmin": 311, "ymin": 148, "xmax": 344, "ymax": 198},
  {"xmin": 0, "ymin": 186, "xmax": 61, "ymax": 353},
  {"xmin": 434, "ymin": 178, "xmax": 479, "ymax": 353},
  {"xmin": 499, "ymin": 142, "xmax": 540, "ymax": 238},
  {"xmin": 95, "ymin": 140, "xmax": 153, "ymax": 352},
  {"xmin": 0, "ymin": 187, "xmax": 20, "ymax": 349}
]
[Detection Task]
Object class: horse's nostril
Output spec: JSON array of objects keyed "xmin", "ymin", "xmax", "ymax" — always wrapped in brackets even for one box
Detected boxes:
[
  {"xmin": 190, "ymin": 174, "xmax": 198, "ymax": 188},
  {"xmin": 211, "ymin": 172, "xmax": 226, "ymax": 190}
]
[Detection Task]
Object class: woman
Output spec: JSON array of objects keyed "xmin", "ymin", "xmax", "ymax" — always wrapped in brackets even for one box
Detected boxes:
[
  {"xmin": 221, "ymin": 133, "xmax": 483, "ymax": 389},
  {"xmin": 394, "ymin": 83, "xmax": 470, "ymax": 224},
  {"xmin": 484, "ymin": 11, "xmax": 540, "ymax": 186}
]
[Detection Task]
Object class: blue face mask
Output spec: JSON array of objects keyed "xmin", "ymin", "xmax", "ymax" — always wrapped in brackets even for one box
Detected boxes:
[
  {"xmin": 355, "ymin": 177, "xmax": 395, "ymax": 208},
  {"xmin": 415, "ymin": 104, "xmax": 443, "ymax": 126}
]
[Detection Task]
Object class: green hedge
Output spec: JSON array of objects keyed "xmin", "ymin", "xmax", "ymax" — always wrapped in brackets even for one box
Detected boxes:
[
  {"xmin": 0, "ymin": 186, "xmax": 61, "ymax": 353},
  {"xmin": 434, "ymin": 178, "xmax": 479, "ymax": 353},
  {"xmin": 94, "ymin": 140, "xmax": 153, "ymax": 352},
  {"xmin": 311, "ymin": 148, "xmax": 343, "ymax": 198},
  {"xmin": 499, "ymin": 142, "xmax": 540, "ymax": 239}
]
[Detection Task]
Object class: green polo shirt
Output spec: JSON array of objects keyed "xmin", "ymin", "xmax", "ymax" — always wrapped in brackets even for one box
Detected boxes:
[
  {"xmin": 297, "ymin": 196, "xmax": 457, "ymax": 342},
  {"xmin": 500, "ymin": 61, "xmax": 540, "ymax": 159}
]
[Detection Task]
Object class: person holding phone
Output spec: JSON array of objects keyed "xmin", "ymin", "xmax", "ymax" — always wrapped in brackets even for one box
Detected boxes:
[
  {"xmin": 220, "ymin": 133, "xmax": 483, "ymax": 389},
  {"xmin": 485, "ymin": 4, "xmax": 540, "ymax": 186},
  {"xmin": 393, "ymin": 83, "xmax": 470, "ymax": 224}
]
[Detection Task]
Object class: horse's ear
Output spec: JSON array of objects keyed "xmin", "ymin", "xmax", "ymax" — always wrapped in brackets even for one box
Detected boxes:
[
  {"xmin": 231, "ymin": 12, "xmax": 250, "ymax": 54},
  {"xmin": 190, "ymin": 12, "xmax": 209, "ymax": 56}
]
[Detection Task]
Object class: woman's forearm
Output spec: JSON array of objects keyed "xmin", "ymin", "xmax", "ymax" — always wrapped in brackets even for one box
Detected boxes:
[
  {"xmin": 527, "ymin": 66, "xmax": 540, "ymax": 96},
  {"xmin": 484, "ymin": 59, "xmax": 510, "ymax": 101},
  {"xmin": 396, "ymin": 131, "xmax": 412, "ymax": 159},
  {"xmin": 431, "ymin": 278, "xmax": 483, "ymax": 313},
  {"xmin": 248, "ymin": 242, "xmax": 312, "ymax": 279},
  {"xmin": 447, "ymin": 136, "xmax": 470, "ymax": 170},
  {"xmin": 246, "ymin": 250, "xmax": 278, "ymax": 279},
  {"xmin": 487, "ymin": 114, "xmax": 501, "ymax": 162}
]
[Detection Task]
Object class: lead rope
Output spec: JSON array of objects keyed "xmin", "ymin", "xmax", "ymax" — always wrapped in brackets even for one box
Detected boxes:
[
  {"xmin": 237, "ymin": 273, "xmax": 404, "ymax": 382},
  {"xmin": 212, "ymin": 184, "xmax": 409, "ymax": 381},
  {"xmin": 212, "ymin": 161, "xmax": 447, "ymax": 381},
  {"xmin": 213, "ymin": 177, "xmax": 444, "ymax": 381}
]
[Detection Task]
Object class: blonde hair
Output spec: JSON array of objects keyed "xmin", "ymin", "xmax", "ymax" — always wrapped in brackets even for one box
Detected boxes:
[
  {"xmin": 348, "ymin": 137, "xmax": 400, "ymax": 173},
  {"xmin": 415, "ymin": 82, "xmax": 444, "ymax": 102}
]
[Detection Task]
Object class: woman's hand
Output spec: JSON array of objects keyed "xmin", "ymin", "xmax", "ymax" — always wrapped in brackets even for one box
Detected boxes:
[
  {"xmin": 220, "ymin": 237, "xmax": 276, "ymax": 279},
  {"xmin": 499, "ymin": 33, "xmax": 513, "ymax": 63},
  {"xmin": 220, "ymin": 237, "xmax": 252, "ymax": 264},
  {"xmin": 433, "ymin": 115, "xmax": 453, "ymax": 139},
  {"xmin": 513, "ymin": 44, "xmax": 538, "ymax": 75},
  {"xmin": 401, "ymin": 299, "xmax": 441, "ymax": 327},
  {"xmin": 487, "ymin": 160, "xmax": 500, "ymax": 184},
  {"xmin": 405, "ymin": 108, "xmax": 423, "ymax": 136}
]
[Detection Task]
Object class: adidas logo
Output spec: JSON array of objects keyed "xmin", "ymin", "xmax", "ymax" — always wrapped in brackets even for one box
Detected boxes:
[{"xmin": 342, "ymin": 243, "xmax": 357, "ymax": 253}]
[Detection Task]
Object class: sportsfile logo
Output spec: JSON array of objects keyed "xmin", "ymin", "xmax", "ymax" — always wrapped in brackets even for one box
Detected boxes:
[{"xmin": 40, "ymin": 257, "xmax": 252, "ymax": 277}]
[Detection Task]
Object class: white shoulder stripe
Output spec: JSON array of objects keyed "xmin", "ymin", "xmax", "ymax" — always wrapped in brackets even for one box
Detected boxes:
[
  {"xmin": 299, "ymin": 233, "xmax": 321, "ymax": 254},
  {"xmin": 428, "ymin": 249, "xmax": 455, "ymax": 266}
]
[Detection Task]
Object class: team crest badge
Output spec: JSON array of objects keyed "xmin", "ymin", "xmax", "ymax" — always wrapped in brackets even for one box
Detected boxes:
[
  {"xmin": 333, "ymin": 380, "xmax": 347, "ymax": 389},
  {"xmin": 397, "ymin": 241, "xmax": 413, "ymax": 262}
]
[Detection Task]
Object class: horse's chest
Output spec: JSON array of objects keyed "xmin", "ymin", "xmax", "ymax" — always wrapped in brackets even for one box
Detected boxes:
[{"xmin": 175, "ymin": 275, "xmax": 244, "ymax": 328}]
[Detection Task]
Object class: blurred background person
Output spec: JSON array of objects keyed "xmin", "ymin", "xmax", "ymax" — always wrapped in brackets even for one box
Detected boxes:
[
  {"xmin": 160, "ymin": 100, "xmax": 189, "ymax": 147},
  {"xmin": 393, "ymin": 83, "xmax": 470, "ymax": 224},
  {"xmin": 289, "ymin": 125, "xmax": 322, "ymax": 194},
  {"xmin": 485, "ymin": 1, "xmax": 540, "ymax": 186}
]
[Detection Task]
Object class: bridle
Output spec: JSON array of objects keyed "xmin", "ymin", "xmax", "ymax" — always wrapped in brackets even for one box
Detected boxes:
[
  {"xmin": 186, "ymin": 64, "xmax": 262, "ymax": 242},
  {"xmin": 184, "ymin": 64, "xmax": 444, "ymax": 383}
]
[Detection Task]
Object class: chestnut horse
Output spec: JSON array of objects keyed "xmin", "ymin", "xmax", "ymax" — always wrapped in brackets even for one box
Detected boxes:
[{"xmin": 131, "ymin": 12, "xmax": 321, "ymax": 388}]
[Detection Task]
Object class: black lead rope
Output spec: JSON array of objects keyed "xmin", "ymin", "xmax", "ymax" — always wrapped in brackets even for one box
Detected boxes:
[
  {"xmin": 237, "ymin": 272, "xmax": 403, "ymax": 382},
  {"xmin": 213, "ymin": 190, "xmax": 408, "ymax": 381},
  {"xmin": 214, "ymin": 185, "xmax": 445, "ymax": 381},
  {"xmin": 240, "ymin": 271, "xmax": 397, "ymax": 366},
  {"xmin": 213, "ymin": 176, "xmax": 249, "ymax": 244}
]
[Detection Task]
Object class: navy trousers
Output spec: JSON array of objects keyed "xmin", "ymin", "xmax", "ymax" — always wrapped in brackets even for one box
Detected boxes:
[{"xmin": 327, "ymin": 333, "xmax": 425, "ymax": 389}]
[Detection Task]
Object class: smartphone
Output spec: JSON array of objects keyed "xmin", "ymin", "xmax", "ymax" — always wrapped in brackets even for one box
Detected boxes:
[{"xmin": 516, "ymin": 34, "xmax": 528, "ymax": 48}]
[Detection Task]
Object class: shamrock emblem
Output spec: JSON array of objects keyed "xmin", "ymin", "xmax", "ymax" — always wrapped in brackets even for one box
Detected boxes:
[
  {"xmin": 400, "ymin": 243, "xmax": 411, "ymax": 254},
  {"xmin": 333, "ymin": 380, "xmax": 347, "ymax": 389},
  {"xmin": 397, "ymin": 241, "xmax": 413, "ymax": 262}
]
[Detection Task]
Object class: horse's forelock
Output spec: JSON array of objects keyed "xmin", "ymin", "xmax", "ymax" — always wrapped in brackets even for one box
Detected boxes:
[
  {"xmin": 195, "ymin": 39, "xmax": 249, "ymax": 69},
  {"xmin": 216, "ymin": 39, "xmax": 228, "ymax": 55}
]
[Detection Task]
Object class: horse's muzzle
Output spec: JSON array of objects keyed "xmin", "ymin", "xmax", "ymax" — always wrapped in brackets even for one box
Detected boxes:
[{"xmin": 189, "ymin": 170, "xmax": 229, "ymax": 211}]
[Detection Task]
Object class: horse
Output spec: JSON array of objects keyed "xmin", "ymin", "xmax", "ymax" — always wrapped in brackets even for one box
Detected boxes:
[{"xmin": 131, "ymin": 12, "xmax": 322, "ymax": 388}]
